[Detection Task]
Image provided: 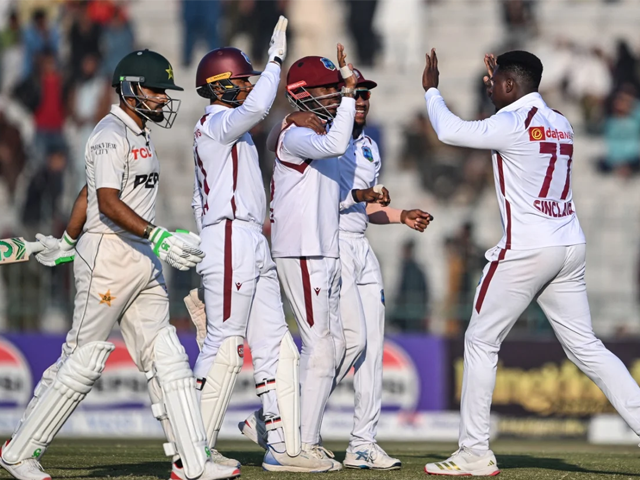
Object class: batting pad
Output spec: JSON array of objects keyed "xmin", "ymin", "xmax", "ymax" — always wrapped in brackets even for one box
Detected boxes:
[
  {"xmin": 200, "ymin": 335, "xmax": 244, "ymax": 448},
  {"xmin": 152, "ymin": 326, "xmax": 209, "ymax": 480},
  {"xmin": 276, "ymin": 331, "xmax": 301, "ymax": 456},
  {"xmin": 1, "ymin": 341, "xmax": 114, "ymax": 464}
]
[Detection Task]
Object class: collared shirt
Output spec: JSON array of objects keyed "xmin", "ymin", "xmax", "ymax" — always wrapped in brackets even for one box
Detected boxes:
[
  {"xmin": 192, "ymin": 62, "xmax": 281, "ymax": 230},
  {"xmin": 425, "ymin": 89, "xmax": 585, "ymax": 251},
  {"xmin": 84, "ymin": 104, "xmax": 158, "ymax": 240},
  {"xmin": 338, "ymin": 131, "xmax": 381, "ymax": 234}
]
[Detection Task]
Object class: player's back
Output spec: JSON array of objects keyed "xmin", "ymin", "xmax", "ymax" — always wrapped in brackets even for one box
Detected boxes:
[{"xmin": 489, "ymin": 94, "xmax": 585, "ymax": 250}]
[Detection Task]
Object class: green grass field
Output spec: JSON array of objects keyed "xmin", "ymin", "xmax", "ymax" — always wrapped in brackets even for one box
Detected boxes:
[{"xmin": 1, "ymin": 439, "xmax": 639, "ymax": 479}]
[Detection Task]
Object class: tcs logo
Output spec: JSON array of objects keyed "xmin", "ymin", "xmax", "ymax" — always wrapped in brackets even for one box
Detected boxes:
[
  {"xmin": 133, "ymin": 173, "xmax": 159, "ymax": 189},
  {"xmin": 132, "ymin": 147, "xmax": 153, "ymax": 160}
]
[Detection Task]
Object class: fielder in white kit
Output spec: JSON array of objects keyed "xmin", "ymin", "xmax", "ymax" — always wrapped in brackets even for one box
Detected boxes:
[
  {"xmin": 189, "ymin": 18, "xmax": 333, "ymax": 473},
  {"xmin": 422, "ymin": 49, "xmax": 640, "ymax": 476},
  {"xmin": 270, "ymin": 45, "xmax": 385, "ymax": 469},
  {"xmin": 0, "ymin": 50, "xmax": 239, "ymax": 480}
]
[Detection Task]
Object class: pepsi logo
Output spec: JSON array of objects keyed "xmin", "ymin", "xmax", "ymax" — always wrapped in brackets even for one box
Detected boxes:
[{"xmin": 0, "ymin": 338, "xmax": 32, "ymax": 407}]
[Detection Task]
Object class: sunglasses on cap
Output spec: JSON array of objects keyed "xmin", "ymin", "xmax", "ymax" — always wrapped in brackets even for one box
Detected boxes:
[{"xmin": 355, "ymin": 89, "xmax": 371, "ymax": 100}]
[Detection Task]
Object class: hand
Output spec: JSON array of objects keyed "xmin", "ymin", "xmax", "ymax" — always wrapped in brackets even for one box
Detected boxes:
[
  {"xmin": 268, "ymin": 15, "xmax": 288, "ymax": 64},
  {"xmin": 422, "ymin": 48, "xmax": 439, "ymax": 91},
  {"xmin": 34, "ymin": 232, "xmax": 76, "ymax": 267},
  {"xmin": 401, "ymin": 209, "xmax": 433, "ymax": 232},
  {"xmin": 483, "ymin": 53, "xmax": 496, "ymax": 88},
  {"xmin": 337, "ymin": 43, "xmax": 357, "ymax": 90},
  {"xmin": 149, "ymin": 227, "xmax": 205, "ymax": 271},
  {"xmin": 286, "ymin": 112, "xmax": 326, "ymax": 135},
  {"xmin": 355, "ymin": 186, "xmax": 390, "ymax": 206}
]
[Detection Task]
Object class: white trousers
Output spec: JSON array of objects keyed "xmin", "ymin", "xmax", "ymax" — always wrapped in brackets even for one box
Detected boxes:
[
  {"xmin": 195, "ymin": 220, "xmax": 289, "ymax": 436},
  {"xmin": 275, "ymin": 256, "xmax": 345, "ymax": 445},
  {"xmin": 336, "ymin": 232, "xmax": 386, "ymax": 447},
  {"xmin": 461, "ymin": 244, "xmax": 640, "ymax": 453}
]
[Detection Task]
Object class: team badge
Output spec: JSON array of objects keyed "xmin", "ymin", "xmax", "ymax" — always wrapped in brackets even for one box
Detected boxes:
[
  {"xmin": 529, "ymin": 126, "xmax": 545, "ymax": 141},
  {"xmin": 362, "ymin": 146, "xmax": 374, "ymax": 162},
  {"xmin": 99, "ymin": 289, "xmax": 116, "ymax": 307},
  {"xmin": 166, "ymin": 65, "xmax": 174, "ymax": 80},
  {"xmin": 320, "ymin": 57, "xmax": 337, "ymax": 71},
  {"xmin": 241, "ymin": 51, "xmax": 252, "ymax": 65}
]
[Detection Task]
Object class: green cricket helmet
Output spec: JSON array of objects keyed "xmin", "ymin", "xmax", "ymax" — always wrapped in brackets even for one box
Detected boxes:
[{"xmin": 112, "ymin": 49, "xmax": 183, "ymax": 129}]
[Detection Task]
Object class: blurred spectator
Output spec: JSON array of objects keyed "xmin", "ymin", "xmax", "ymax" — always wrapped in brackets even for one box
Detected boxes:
[
  {"xmin": 102, "ymin": 6, "xmax": 134, "ymax": 76},
  {"xmin": 0, "ymin": 9, "xmax": 23, "ymax": 93},
  {"xmin": 598, "ymin": 87, "xmax": 640, "ymax": 177},
  {"xmin": 345, "ymin": 0, "xmax": 381, "ymax": 67},
  {"xmin": 87, "ymin": 0, "xmax": 118, "ymax": 26},
  {"xmin": 68, "ymin": 2, "xmax": 102, "ymax": 78},
  {"xmin": 390, "ymin": 239, "xmax": 429, "ymax": 331},
  {"xmin": 0, "ymin": 109, "xmax": 26, "ymax": 201},
  {"xmin": 22, "ymin": 8, "xmax": 60, "ymax": 79},
  {"xmin": 501, "ymin": 0, "xmax": 537, "ymax": 46},
  {"xmin": 68, "ymin": 54, "xmax": 111, "ymax": 191},
  {"xmin": 567, "ymin": 47, "xmax": 612, "ymax": 134},
  {"xmin": 612, "ymin": 39, "xmax": 639, "ymax": 93},
  {"xmin": 22, "ymin": 148, "xmax": 67, "ymax": 234},
  {"xmin": 181, "ymin": 0, "xmax": 220, "ymax": 67},
  {"xmin": 443, "ymin": 222, "xmax": 485, "ymax": 335}
]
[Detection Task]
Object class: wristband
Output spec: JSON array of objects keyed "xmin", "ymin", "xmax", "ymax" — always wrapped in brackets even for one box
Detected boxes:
[
  {"xmin": 351, "ymin": 189, "xmax": 360, "ymax": 203},
  {"xmin": 342, "ymin": 86, "xmax": 355, "ymax": 97},
  {"xmin": 62, "ymin": 231, "xmax": 77, "ymax": 246},
  {"xmin": 340, "ymin": 65, "xmax": 353, "ymax": 79},
  {"xmin": 143, "ymin": 224, "xmax": 155, "ymax": 239}
]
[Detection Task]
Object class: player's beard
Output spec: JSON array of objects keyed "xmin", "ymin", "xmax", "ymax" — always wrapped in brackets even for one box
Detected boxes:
[{"xmin": 147, "ymin": 110, "xmax": 165, "ymax": 122}]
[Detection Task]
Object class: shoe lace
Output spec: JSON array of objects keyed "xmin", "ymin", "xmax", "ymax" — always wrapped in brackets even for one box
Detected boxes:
[
  {"xmin": 316, "ymin": 445, "xmax": 335, "ymax": 459},
  {"xmin": 22, "ymin": 458, "xmax": 45, "ymax": 474}
]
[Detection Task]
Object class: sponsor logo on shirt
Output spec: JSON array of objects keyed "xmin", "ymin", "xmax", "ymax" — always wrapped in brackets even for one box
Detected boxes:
[
  {"xmin": 529, "ymin": 126, "xmax": 573, "ymax": 142},
  {"xmin": 132, "ymin": 147, "xmax": 153, "ymax": 160},
  {"xmin": 133, "ymin": 172, "xmax": 159, "ymax": 189},
  {"xmin": 528, "ymin": 126, "xmax": 545, "ymax": 141},
  {"xmin": 533, "ymin": 200, "xmax": 574, "ymax": 218},
  {"xmin": 91, "ymin": 142, "xmax": 117, "ymax": 155}
]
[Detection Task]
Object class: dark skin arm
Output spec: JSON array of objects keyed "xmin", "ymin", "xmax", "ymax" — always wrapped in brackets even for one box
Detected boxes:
[
  {"xmin": 66, "ymin": 185, "xmax": 88, "ymax": 239},
  {"xmin": 97, "ymin": 188, "xmax": 150, "ymax": 237}
]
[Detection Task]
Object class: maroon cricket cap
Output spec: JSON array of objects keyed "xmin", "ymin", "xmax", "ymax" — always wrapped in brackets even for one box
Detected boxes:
[
  {"xmin": 286, "ymin": 56, "xmax": 342, "ymax": 93},
  {"xmin": 338, "ymin": 68, "xmax": 377, "ymax": 89}
]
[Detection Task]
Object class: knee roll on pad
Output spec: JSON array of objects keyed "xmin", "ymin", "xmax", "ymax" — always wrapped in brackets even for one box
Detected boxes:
[
  {"xmin": 1, "ymin": 341, "xmax": 114, "ymax": 465},
  {"xmin": 151, "ymin": 326, "xmax": 209, "ymax": 480},
  {"xmin": 199, "ymin": 335, "xmax": 244, "ymax": 448}
]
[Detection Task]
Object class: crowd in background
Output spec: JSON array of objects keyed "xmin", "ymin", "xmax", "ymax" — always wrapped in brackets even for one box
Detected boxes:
[{"xmin": 0, "ymin": 0, "xmax": 638, "ymax": 337}]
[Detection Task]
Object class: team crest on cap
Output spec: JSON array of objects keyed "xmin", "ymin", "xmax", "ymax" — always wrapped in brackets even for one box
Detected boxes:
[
  {"xmin": 362, "ymin": 146, "xmax": 374, "ymax": 162},
  {"xmin": 320, "ymin": 58, "xmax": 337, "ymax": 71},
  {"xmin": 241, "ymin": 51, "xmax": 252, "ymax": 65},
  {"xmin": 166, "ymin": 65, "xmax": 174, "ymax": 80}
]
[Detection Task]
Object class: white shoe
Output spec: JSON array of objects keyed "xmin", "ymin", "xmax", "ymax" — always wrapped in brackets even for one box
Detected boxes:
[
  {"xmin": 170, "ymin": 459, "xmax": 240, "ymax": 480},
  {"xmin": 0, "ymin": 440, "xmax": 50, "ymax": 480},
  {"xmin": 262, "ymin": 444, "xmax": 333, "ymax": 472},
  {"xmin": 302, "ymin": 443, "xmax": 342, "ymax": 472},
  {"xmin": 424, "ymin": 447, "xmax": 500, "ymax": 476},
  {"xmin": 344, "ymin": 443, "xmax": 401, "ymax": 470},
  {"xmin": 238, "ymin": 409, "xmax": 267, "ymax": 450},
  {"xmin": 210, "ymin": 449, "xmax": 240, "ymax": 469}
]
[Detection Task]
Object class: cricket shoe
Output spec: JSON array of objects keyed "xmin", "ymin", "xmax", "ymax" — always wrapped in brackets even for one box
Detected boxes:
[
  {"xmin": 424, "ymin": 447, "xmax": 499, "ymax": 476},
  {"xmin": 344, "ymin": 443, "xmax": 401, "ymax": 470},
  {"xmin": 209, "ymin": 449, "xmax": 240, "ymax": 469},
  {"xmin": 262, "ymin": 444, "xmax": 334, "ymax": 472},
  {"xmin": 170, "ymin": 459, "xmax": 240, "ymax": 480},
  {"xmin": 238, "ymin": 409, "xmax": 267, "ymax": 450},
  {"xmin": 0, "ymin": 440, "xmax": 50, "ymax": 480},
  {"xmin": 302, "ymin": 443, "xmax": 342, "ymax": 471}
]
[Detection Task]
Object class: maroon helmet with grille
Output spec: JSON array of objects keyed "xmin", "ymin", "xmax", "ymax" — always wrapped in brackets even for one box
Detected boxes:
[
  {"xmin": 195, "ymin": 47, "xmax": 261, "ymax": 104},
  {"xmin": 286, "ymin": 56, "xmax": 342, "ymax": 120}
]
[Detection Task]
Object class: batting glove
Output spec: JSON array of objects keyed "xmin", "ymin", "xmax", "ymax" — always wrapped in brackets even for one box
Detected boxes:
[
  {"xmin": 34, "ymin": 231, "xmax": 77, "ymax": 267},
  {"xmin": 184, "ymin": 287, "xmax": 206, "ymax": 351},
  {"xmin": 149, "ymin": 227, "xmax": 205, "ymax": 271},
  {"xmin": 268, "ymin": 15, "xmax": 288, "ymax": 64}
]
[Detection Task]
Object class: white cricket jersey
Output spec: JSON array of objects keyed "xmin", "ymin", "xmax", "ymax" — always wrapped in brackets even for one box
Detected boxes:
[
  {"xmin": 425, "ymin": 89, "xmax": 585, "ymax": 250},
  {"xmin": 84, "ymin": 105, "xmax": 159, "ymax": 241},
  {"xmin": 339, "ymin": 131, "xmax": 381, "ymax": 235},
  {"xmin": 192, "ymin": 62, "xmax": 281, "ymax": 229},
  {"xmin": 270, "ymin": 96, "xmax": 356, "ymax": 258}
]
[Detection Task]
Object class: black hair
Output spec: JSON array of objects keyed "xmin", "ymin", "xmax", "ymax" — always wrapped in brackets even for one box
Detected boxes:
[
  {"xmin": 496, "ymin": 50, "xmax": 543, "ymax": 92},
  {"xmin": 32, "ymin": 8, "xmax": 46, "ymax": 22}
]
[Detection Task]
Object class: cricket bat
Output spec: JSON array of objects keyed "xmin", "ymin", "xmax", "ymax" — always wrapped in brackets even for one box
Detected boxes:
[{"xmin": 0, "ymin": 237, "xmax": 44, "ymax": 264}]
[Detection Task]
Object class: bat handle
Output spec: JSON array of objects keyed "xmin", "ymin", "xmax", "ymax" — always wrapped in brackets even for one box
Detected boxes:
[{"xmin": 25, "ymin": 240, "xmax": 46, "ymax": 256}]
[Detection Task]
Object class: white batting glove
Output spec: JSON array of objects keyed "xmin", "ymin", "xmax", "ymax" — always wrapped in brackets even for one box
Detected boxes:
[
  {"xmin": 268, "ymin": 15, "xmax": 288, "ymax": 64},
  {"xmin": 184, "ymin": 288, "xmax": 206, "ymax": 351},
  {"xmin": 34, "ymin": 231, "xmax": 77, "ymax": 267},
  {"xmin": 149, "ymin": 227, "xmax": 205, "ymax": 271}
]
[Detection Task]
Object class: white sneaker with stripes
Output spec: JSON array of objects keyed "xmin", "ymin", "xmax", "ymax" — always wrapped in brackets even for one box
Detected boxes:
[{"xmin": 424, "ymin": 447, "xmax": 500, "ymax": 476}]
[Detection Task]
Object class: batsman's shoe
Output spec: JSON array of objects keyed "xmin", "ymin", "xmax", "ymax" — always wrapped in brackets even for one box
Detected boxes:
[
  {"xmin": 210, "ymin": 449, "xmax": 240, "ymax": 469},
  {"xmin": 302, "ymin": 443, "xmax": 342, "ymax": 472},
  {"xmin": 424, "ymin": 447, "xmax": 499, "ymax": 476},
  {"xmin": 238, "ymin": 409, "xmax": 267, "ymax": 450},
  {"xmin": 170, "ymin": 459, "xmax": 240, "ymax": 480},
  {"xmin": 0, "ymin": 441, "xmax": 50, "ymax": 480},
  {"xmin": 344, "ymin": 443, "xmax": 401, "ymax": 470},
  {"xmin": 262, "ymin": 444, "xmax": 333, "ymax": 472}
]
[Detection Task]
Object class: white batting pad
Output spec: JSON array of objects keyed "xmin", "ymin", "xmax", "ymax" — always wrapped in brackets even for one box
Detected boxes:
[
  {"xmin": 276, "ymin": 331, "xmax": 301, "ymax": 456},
  {"xmin": 152, "ymin": 326, "xmax": 209, "ymax": 480},
  {"xmin": 1, "ymin": 341, "xmax": 114, "ymax": 464},
  {"xmin": 200, "ymin": 336, "xmax": 244, "ymax": 448}
]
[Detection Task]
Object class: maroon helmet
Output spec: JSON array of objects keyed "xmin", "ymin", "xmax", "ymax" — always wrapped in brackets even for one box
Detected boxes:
[
  {"xmin": 195, "ymin": 47, "xmax": 261, "ymax": 105},
  {"xmin": 286, "ymin": 56, "xmax": 342, "ymax": 120}
]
